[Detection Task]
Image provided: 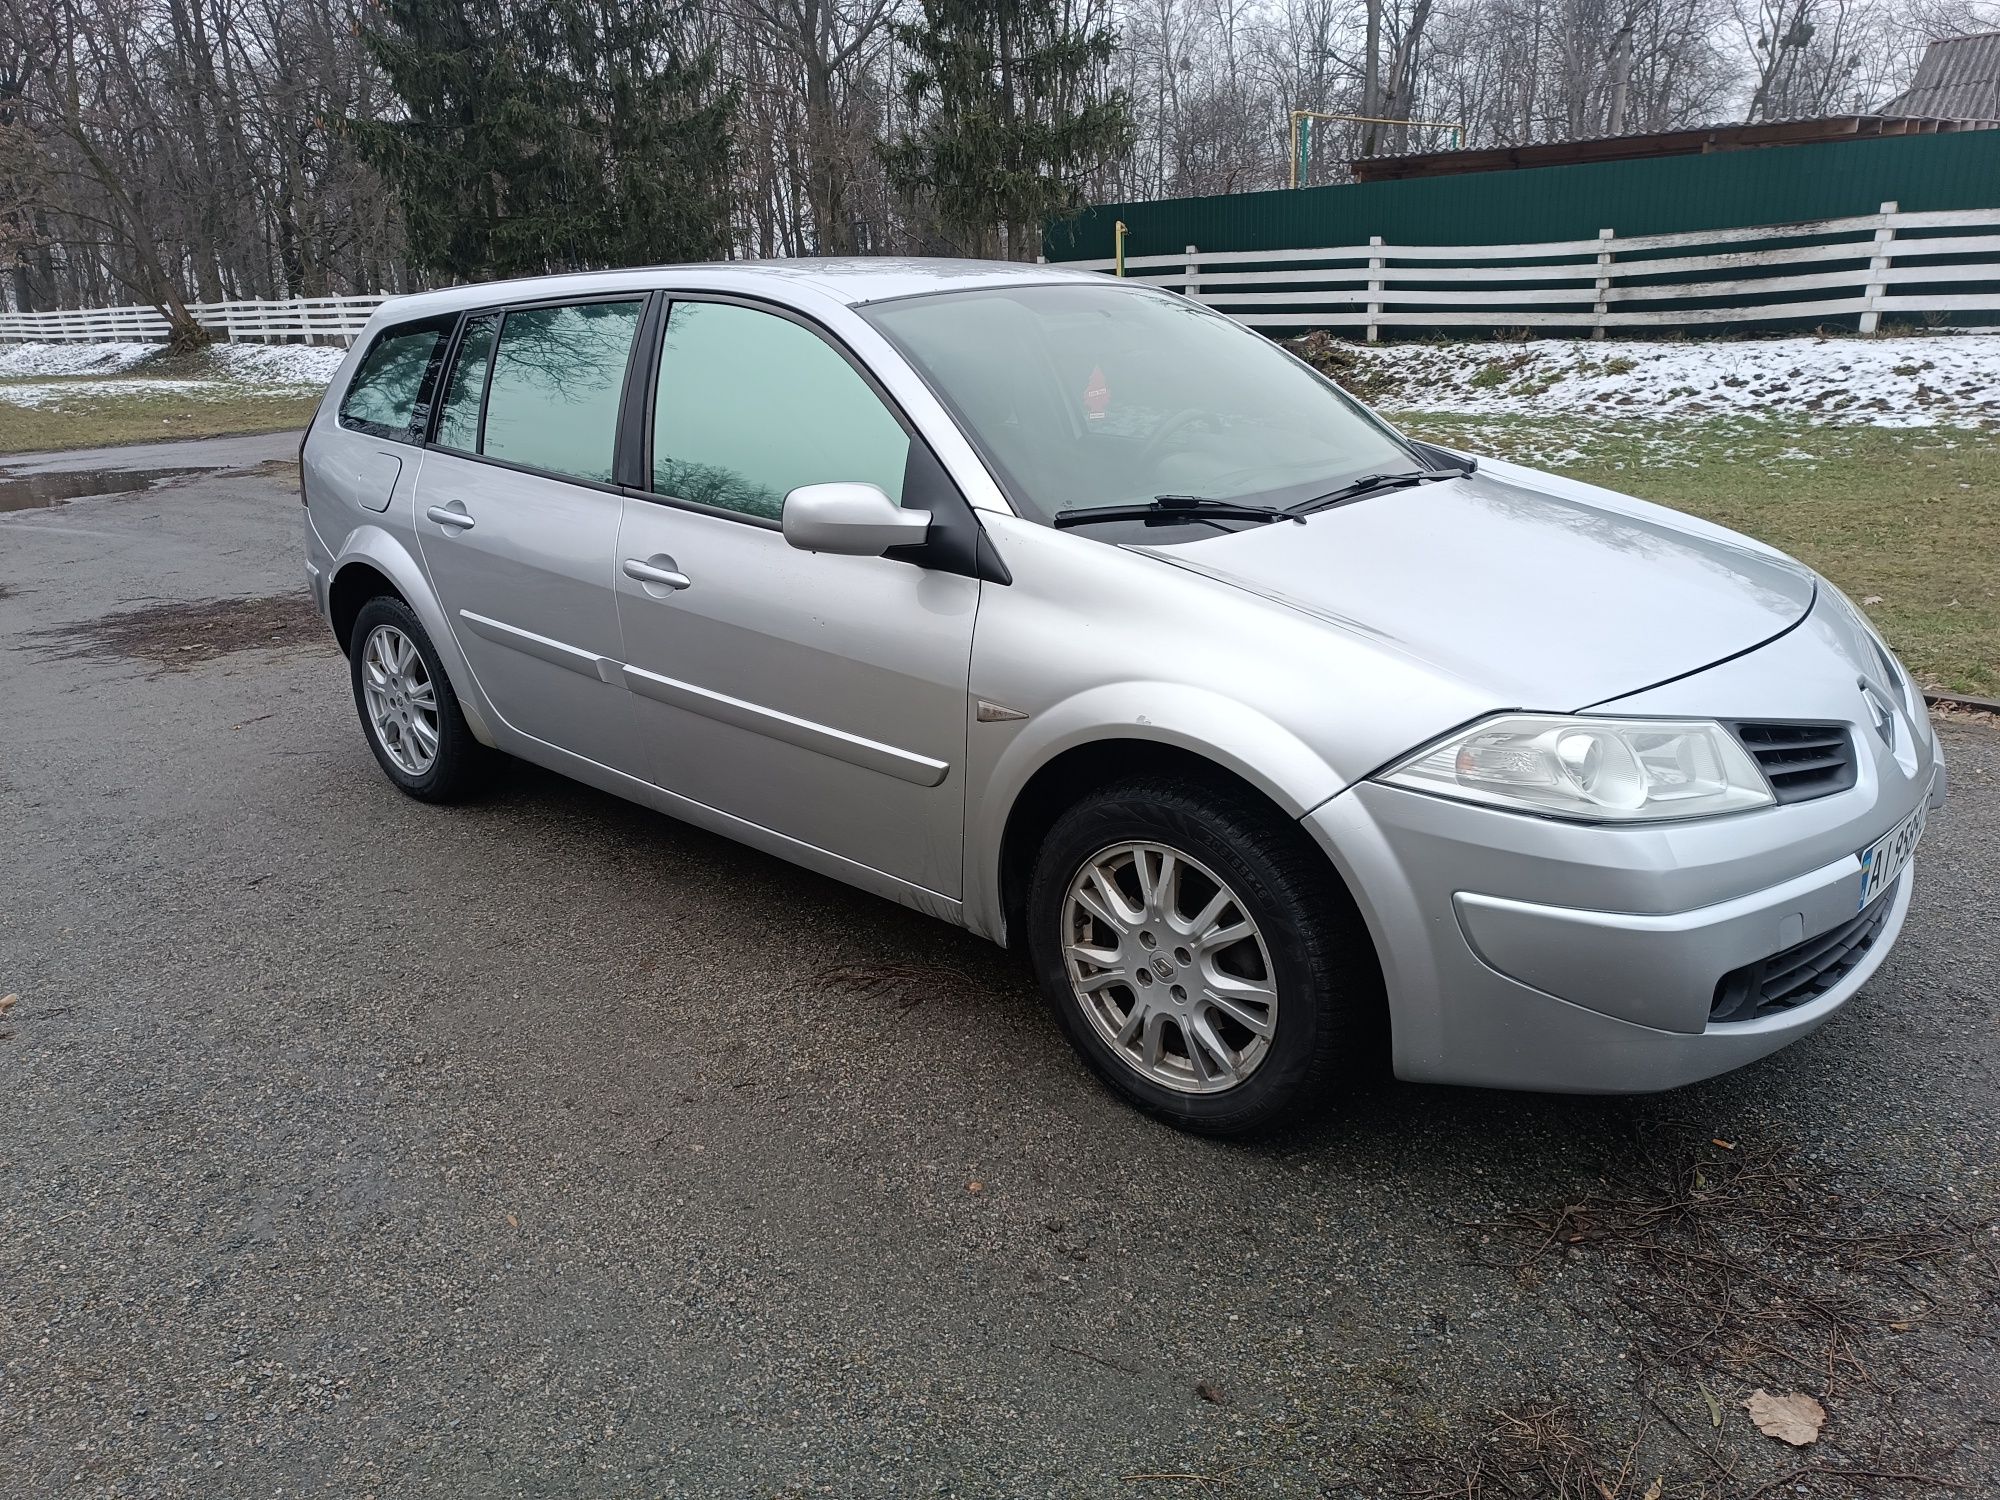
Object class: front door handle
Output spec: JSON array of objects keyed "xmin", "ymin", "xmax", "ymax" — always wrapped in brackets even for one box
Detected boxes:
[
  {"xmin": 426, "ymin": 504, "xmax": 476, "ymax": 531},
  {"xmin": 622, "ymin": 556, "xmax": 691, "ymax": 591}
]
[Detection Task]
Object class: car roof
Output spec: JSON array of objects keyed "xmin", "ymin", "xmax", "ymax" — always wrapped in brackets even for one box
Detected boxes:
[{"xmin": 370, "ymin": 257, "xmax": 1117, "ymax": 322}]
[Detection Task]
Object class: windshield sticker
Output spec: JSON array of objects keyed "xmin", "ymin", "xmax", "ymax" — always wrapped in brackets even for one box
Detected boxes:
[{"xmin": 1083, "ymin": 365, "xmax": 1110, "ymax": 421}]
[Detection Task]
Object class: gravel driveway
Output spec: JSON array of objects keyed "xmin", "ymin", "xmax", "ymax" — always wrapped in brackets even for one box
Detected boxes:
[{"xmin": 3, "ymin": 437, "xmax": 1995, "ymax": 1498}]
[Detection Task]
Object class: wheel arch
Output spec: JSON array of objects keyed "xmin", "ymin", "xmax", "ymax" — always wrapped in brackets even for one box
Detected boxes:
[
  {"xmin": 327, "ymin": 528, "xmax": 496, "ymax": 746},
  {"xmin": 972, "ymin": 685, "xmax": 1355, "ymax": 950},
  {"xmin": 328, "ymin": 560, "xmax": 401, "ymax": 653}
]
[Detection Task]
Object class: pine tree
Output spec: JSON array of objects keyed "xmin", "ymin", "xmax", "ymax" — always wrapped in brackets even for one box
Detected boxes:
[
  {"xmin": 353, "ymin": 0, "xmax": 734, "ymax": 282},
  {"xmin": 882, "ymin": 0, "xmax": 1133, "ymax": 261}
]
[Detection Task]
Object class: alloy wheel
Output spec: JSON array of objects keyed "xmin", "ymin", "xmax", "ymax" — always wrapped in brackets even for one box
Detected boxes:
[
  {"xmin": 360, "ymin": 623, "xmax": 439, "ymax": 776},
  {"xmin": 1061, "ymin": 841, "xmax": 1278, "ymax": 1094}
]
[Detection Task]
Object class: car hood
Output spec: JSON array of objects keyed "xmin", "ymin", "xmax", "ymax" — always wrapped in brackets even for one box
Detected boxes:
[{"xmin": 1131, "ymin": 459, "xmax": 1817, "ymax": 711}]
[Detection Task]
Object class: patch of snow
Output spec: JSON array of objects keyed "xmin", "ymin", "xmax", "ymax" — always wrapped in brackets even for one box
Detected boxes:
[
  {"xmin": 0, "ymin": 341, "xmax": 160, "ymax": 379},
  {"xmin": 1292, "ymin": 332, "xmax": 2000, "ymax": 429},
  {"xmin": 203, "ymin": 342, "xmax": 347, "ymax": 386}
]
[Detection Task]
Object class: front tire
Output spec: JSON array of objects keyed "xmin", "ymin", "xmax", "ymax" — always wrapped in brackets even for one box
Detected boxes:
[
  {"xmin": 349, "ymin": 595, "xmax": 487, "ymax": 803},
  {"xmin": 1026, "ymin": 776, "xmax": 1381, "ymax": 1136}
]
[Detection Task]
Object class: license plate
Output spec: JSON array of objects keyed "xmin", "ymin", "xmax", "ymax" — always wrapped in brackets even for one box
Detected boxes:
[{"xmin": 1857, "ymin": 800, "xmax": 1926, "ymax": 911}]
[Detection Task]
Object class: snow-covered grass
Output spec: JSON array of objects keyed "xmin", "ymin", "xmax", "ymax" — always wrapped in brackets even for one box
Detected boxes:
[
  {"xmin": 1293, "ymin": 330, "xmax": 2000, "ymax": 430},
  {"xmin": 0, "ymin": 341, "xmax": 161, "ymax": 379},
  {"xmin": 201, "ymin": 342, "xmax": 348, "ymax": 386},
  {"xmin": 0, "ymin": 340, "xmax": 342, "ymax": 447},
  {"xmin": 0, "ymin": 339, "xmax": 344, "ymax": 404}
]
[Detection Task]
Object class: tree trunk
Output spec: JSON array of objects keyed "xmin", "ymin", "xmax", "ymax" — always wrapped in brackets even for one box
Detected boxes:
[{"xmin": 1360, "ymin": 0, "xmax": 1383, "ymax": 156}]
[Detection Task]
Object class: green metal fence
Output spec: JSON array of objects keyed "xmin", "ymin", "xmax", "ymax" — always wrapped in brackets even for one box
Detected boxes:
[{"xmin": 1044, "ymin": 130, "xmax": 2000, "ymax": 264}]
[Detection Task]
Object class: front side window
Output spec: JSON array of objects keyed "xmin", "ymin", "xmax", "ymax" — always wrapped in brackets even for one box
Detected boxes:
[
  {"xmin": 339, "ymin": 321, "xmax": 447, "ymax": 440},
  {"xmin": 480, "ymin": 300, "xmax": 644, "ymax": 484},
  {"xmin": 651, "ymin": 301, "xmax": 910, "ymax": 521},
  {"xmin": 863, "ymin": 283, "xmax": 1414, "ymax": 532}
]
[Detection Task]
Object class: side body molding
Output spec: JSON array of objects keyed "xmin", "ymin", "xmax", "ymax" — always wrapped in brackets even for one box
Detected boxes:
[
  {"xmin": 455, "ymin": 606, "xmax": 952, "ymax": 787},
  {"xmin": 619, "ymin": 663, "xmax": 949, "ymax": 787},
  {"xmin": 458, "ymin": 609, "xmax": 622, "ymax": 685}
]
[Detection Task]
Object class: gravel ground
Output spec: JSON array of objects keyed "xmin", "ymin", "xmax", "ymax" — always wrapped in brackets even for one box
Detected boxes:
[{"xmin": 1, "ymin": 438, "xmax": 1995, "ymax": 1498}]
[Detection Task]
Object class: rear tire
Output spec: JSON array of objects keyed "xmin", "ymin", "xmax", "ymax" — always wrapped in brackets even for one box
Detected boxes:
[
  {"xmin": 349, "ymin": 595, "xmax": 488, "ymax": 803},
  {"xmin": 1026, "ymin": 776, "xmax": 1381, "ymax": 1136}
]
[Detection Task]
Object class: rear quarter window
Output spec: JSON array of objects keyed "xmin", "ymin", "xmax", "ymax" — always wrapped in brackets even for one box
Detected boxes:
[{"xmin": 339, "ymin": 321, "xmax": 449, "ymax": 441}]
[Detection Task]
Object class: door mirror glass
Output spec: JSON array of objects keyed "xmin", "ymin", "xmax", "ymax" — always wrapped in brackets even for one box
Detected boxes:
[{"xmin": 782, "ymin": 483, "xmax": 932, "ymax": 556}]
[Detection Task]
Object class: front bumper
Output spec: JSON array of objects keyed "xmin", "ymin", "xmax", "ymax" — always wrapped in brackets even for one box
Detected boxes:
[{"xmin": 1302, "ymin": 738, "xmax": 1943, "ymax": 1095}]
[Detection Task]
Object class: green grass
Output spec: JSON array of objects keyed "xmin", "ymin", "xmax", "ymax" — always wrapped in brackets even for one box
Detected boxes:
[
  {"xmin": 1402, "ymin": 414, "xmax": 2000, "ymax": 698},
  {"xmin": 0, "ymin": 379, "xmax": 319, "ymax": 455}
]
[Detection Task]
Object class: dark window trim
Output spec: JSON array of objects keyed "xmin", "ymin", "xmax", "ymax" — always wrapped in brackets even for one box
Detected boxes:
[
  {"xmin": 424, "ymin": 309, "xmax": 500, "ymax": 455},
  {"xmin": 419, "ymin": 292, "xmax": 649, "ymax": 490},
  {"xmin": 337, "ymin": 314, "xmax": 456, "ymax": 444},
  {"xmin": 636, "ymin": 290, "xmax": 1006, "ymax": 582}
]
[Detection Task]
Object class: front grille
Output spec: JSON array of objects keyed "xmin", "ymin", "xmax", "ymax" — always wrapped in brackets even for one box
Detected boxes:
[
  {"xmin": 1710, "ymin": 883, "xmax": 1897, "ymax": 1023},
  {"xmin": 1727, "ymin": 720, "xmax": 1858, "ymax": 805}
]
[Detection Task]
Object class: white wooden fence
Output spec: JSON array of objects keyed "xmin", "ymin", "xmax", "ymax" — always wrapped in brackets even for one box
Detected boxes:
[
  {"xmin": 0, "ymin": 293, "xmax": 385, "ymax": 345},
  {"xmin": 5, "ymin": 202, "xmax": 1998, "ymax": 344},
  {"xmin": 1059, "ymin": 201, "xmax": 2000, "ymax": 338}
]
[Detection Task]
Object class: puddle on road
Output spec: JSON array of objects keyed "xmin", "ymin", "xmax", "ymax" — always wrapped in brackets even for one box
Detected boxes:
[{"xmin": 0, "ymin": 465, "xmax": 207, "ymax": 513}]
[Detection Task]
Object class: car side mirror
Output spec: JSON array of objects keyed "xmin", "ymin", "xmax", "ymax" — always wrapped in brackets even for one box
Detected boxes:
[{"xmin": 781, "ymin": 483, "xmax": 932, "ymax": 557}]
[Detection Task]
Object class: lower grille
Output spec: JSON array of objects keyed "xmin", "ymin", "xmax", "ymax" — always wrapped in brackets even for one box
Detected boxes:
[
  {"xmin": 1710, "ymin": 882, "xmax": 1898, "ymax": 1024},
  {"xmin": 1727, "ymin": 720, "xmax": 1858, "ymax": 805}
]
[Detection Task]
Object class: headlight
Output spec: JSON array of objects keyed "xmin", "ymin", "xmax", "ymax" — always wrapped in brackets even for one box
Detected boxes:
[{"xmin": 1378, "ymin": 714, "xmax": 1774, "ymax": 822}]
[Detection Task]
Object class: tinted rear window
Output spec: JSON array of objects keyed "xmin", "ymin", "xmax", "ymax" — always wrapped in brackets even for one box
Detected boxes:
[{"xmin": 339, "ymin": 322, "xmax": 447, "ymax": 440}]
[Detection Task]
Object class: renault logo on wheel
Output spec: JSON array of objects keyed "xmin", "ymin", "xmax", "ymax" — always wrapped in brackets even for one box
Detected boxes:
[{"xmin": 1151, "ymin": 956, "xmax": 1175, "ymax": 980}]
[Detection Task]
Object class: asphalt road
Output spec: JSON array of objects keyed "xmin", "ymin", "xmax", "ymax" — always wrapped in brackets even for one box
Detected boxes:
[{"xmin": 2, "ymin": 437, "xmax": 1996, "ymax": 1498}]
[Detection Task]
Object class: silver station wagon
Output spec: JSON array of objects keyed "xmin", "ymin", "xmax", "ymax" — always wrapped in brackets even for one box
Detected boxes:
[{"xmin": 302, "ymin": 260, "xmax": 1945, "ymax": 1134}]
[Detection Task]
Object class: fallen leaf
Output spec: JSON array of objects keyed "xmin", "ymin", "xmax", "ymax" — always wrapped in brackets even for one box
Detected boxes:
[
  {"xmin": 1711, "ymin": 1138, "xmax": 1736, "ymax": 1150},
  {"xmin": 505, "ymin": 1213, "xmax": 519, "ymax": 1229},
  {"xmin": 966, "ymin": 1180, "xmax": 984, "ymax": 1194},
  {"xmin": 1744, "ymin": 1388, "xmax": 1825, "ymax": 1446},
  {"xmin": 0, "ymin": 994, "xmax": 16, "ymax": 1014},
  {"xmin": 1195, "ymin": 1380, "xmax": 1226, "ymax": 1405},
  {"xmin": 1698, "ymin": 1380, "xmax": 1722, "ymax": 1428},
  {"xmin": 1861, "ymin": 594, "xmax": 1883, "ymax": 606},
  {"xmin": 1889, "ymin": 1320, "xmax": 1912, "ymax": 1331},
  {"xmin": 1642, "ymin": 1479, "xmax": 1664, "ymax": 1500}
]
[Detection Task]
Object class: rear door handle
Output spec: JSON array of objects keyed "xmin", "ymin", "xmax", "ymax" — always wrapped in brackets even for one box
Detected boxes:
[
  {"xmin": 426, "ymin": 505, "xmax": 475, "ymax": 531},
  {"xmin": 622, "ymin": 557, "xmax": 691, "ymax": 591}
]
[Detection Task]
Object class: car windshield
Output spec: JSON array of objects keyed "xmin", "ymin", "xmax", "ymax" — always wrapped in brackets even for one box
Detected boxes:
[{"xmin": 862, "ymin": 282, "xmax": 1416, "ymax": 528}]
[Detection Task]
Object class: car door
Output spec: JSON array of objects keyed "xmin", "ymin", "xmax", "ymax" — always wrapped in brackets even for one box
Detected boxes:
[
  {"xmin": 613, "ymin": 296, "xmax": 980, "ymax": 899},
  {"xmin": 414, "ymin": 297, "xmax": 646, "ymax": 769}
]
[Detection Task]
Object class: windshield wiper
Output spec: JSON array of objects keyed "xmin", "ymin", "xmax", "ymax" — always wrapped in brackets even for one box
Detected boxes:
[
  {"xmin": 1290, "ymin": 468, "xmax": 1458, "ymax": 515},
  {"xmin": 1052, "ymin": 494, "xmax": 1307, "ymax": 530}
]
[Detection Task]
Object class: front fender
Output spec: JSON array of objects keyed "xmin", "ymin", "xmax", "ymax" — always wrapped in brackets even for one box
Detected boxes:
[
  {"xmin": 331, "ymin": 526, "xmax": 497, "ymax": 746},
  {"xmin": 961, "ymin": 681, "xmax": 1346, "ymax": 943}
]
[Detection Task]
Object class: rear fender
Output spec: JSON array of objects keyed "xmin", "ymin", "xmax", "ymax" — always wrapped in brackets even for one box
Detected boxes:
[{"xmin": 331, "ymin": 525, "xmax": 497, "ymax": 746}]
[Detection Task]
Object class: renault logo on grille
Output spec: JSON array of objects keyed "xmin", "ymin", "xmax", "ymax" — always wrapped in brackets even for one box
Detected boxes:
[{"xmin": 1859, "ymin": 679, "xmax": 1896, "ymax": 747}]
